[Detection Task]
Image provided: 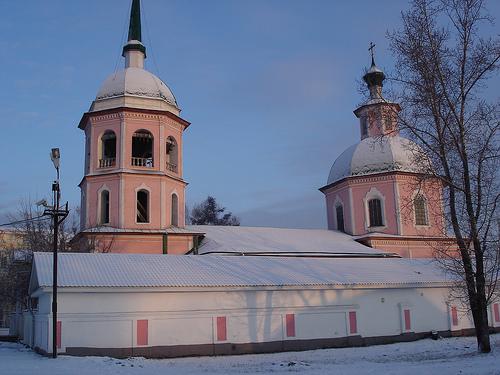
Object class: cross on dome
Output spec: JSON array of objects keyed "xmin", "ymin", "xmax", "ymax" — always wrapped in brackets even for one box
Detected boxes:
[
  {"xmin": 363, "ymin": 41, "xmax": 385, "ymax": 99},
  {"xmin": 368, "ymin": 42, "xmax": 376, "ymax": 65}
]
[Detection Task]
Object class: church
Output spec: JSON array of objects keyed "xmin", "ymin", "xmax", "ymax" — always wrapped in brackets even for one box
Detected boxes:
[{"xmin": 24, "ymin": 0, "xmax": 500, "ymax": 358}]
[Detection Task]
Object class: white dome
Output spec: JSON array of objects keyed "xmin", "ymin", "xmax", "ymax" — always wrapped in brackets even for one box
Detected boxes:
[
  {"xmin": 327, "ymin": 135, "xmax": 431, "ymax": 185},
  {"xmin": 95, "ymin": 67, "xmax": 178, "ymax": 108}
]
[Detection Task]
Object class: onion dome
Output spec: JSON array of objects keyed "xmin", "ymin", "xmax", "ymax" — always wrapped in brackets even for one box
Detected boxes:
[
  {"xmin": 90, "ymin": 0, "xmax": 179, "ymax": 114},
  {"xmin": 326, "ymin": 135, "xmax": 432, "ymax": 185},
  {"xmin": 95, "ymin": 68, "xmax": 178, "ymax": 107}
]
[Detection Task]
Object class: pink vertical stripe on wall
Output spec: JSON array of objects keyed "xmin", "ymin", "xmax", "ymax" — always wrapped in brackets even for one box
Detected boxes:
[
  {"xmin": 494, "ymin": 304, "xmax": 500, "ymax": 323},
  {"xmin": 349, "ymin": 311, "xmax": 357, "ymax": 334},
  {"xmin": 216, "ymin": 316, "xmax": 227, "ymax": 341},
  {"xmin": 451, "ymin": 306, "xmax": 459, "ymax": 326},
  {"xmin": 137, "ymin": 319, "xmax": 148, "ymax": 346},
  {"xmin": 285, "ymin": 314, "xmax": 295, "ymax": 337},
  {"xmin": 404, "ymin": 309, "xmax": 411, "ymax": 331},
  {"xmin": 56, "ymin": 321, "xmax": 62, "ymax": 349}
]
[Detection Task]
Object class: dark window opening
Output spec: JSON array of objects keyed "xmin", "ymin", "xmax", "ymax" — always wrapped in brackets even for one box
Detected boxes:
[
  {"xmin": 384, "ymin": 115, "xmax": 394, "ymax": 131},
  {"xmin": 100, "ymin": 131, "xmax": 116, "ymax": 168},
  {"xmin": 368, "ymin": 198, "xmax": 383, "ymax": 227},
  {"xmin": 166, "ymin": 136, "xmax": 178, "ymax": 173},
  {"xmin": 361, "ymin": 117, "xmax": 368, "ymax": 138},
  {"xmin": 137, "ymin": 190, "xmax": 149, "ymax": 223},
  {"xmin": 336, "ymin": 205, "xmax": 345, "ymax": 232},
  {"xmin": 414, "ymin": 195, "xmax": 428, "ymax": 225},
  {"xmin": 100, "ymin": 190, "xmax": 110, "ymax": 224},
  {"xmin": 132, "ymin": 130, "xmax": 154, "ymax": 167},
  {"xmin": 171, "ymin": 194, "xmax": 179, "ymax": 226}
]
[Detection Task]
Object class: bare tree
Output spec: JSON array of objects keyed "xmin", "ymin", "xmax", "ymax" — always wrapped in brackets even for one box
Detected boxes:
[
  {"xmin": 387, "ymin": 0, "xmax": 500, "ymax": 352},
  {"xmin": 0, "ymin": 200, "xmax": 53, "ymax": 317}
]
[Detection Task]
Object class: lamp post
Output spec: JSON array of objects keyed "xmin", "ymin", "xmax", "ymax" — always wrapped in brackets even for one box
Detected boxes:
[{"xmin": 43, "ymin": 148, "xmax": 69, "ymax": 358}]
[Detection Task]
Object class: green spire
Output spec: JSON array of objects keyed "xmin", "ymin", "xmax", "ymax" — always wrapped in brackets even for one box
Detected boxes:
[
  {"xmin": 128, "ymin": 0, "xmax": 142, "ymax": 42},
  {"xmin": 122, "ymin": 0, "xmax": 146, "ymax": 57}
]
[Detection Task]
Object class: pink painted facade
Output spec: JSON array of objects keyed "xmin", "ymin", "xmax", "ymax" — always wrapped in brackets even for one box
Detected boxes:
[
  {"xmin": 323, "ymin": 173, "xmax": 445, "ymax": 239},
  {"xmin": 320, "ymin": 58, "xmax": 454, "ymax": 258},
  {"xmin": 80, "ymin": 109, "xmax": 188, "ymax": 231},
  {"xmin": 72, "ymin": 2, "xmax": 197, "ymax": 254}
]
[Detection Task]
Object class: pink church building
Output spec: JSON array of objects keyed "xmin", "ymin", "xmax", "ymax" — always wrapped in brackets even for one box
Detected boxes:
[
  {"xmin": 71, "ymin": 0, "xmax": 455, "ymax": 258},
  {"xmin": 72, "ymin": 0, "xmax": 200, "ymax": 254},
  {"xmin": 320, "ymin": 57, "xmax": 455, "ymax": 258},
  {"xmin": 23, "ymin": 1, "xmax": 500, "ymax": 360}
]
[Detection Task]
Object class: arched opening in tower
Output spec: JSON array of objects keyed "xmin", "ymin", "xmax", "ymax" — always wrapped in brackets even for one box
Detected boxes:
[
  {"xmin": 132, "ymin": 130, "xmax": 154, "ymax": 167},
  {"xmin": 166, "ymin": 136, "xmax": 178, "ymax": 173},
  {"xmin": 100, "ymin": 131, "xmax": 116, "ymax": 168}
]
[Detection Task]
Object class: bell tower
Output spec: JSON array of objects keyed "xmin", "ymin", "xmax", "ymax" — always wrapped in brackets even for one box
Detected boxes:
[
  {"xmin": 73, "ymin": 0, "xmax": 198, "ymax": 254},
  {"xmin": 354, "ymin": 44, "xmax": 401, "ymax": 140}
]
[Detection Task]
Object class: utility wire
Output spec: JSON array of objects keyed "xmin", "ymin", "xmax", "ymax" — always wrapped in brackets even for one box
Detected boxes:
[
  {"xmin": 113, "ymin": 1, "xmax": 131, "ymax": 75},
  {"xmin": 0, "ymin": 215, "xmax": 50, "ymax": 228},
  {"xmin": 141, "ymin": 0, "xmax": 162, "ymax": 79}
]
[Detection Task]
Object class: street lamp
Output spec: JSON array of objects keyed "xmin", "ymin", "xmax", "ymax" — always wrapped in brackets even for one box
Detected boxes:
[{"xmin": 43, "ymin": 147, "xmax": 68, "ymax": 358}]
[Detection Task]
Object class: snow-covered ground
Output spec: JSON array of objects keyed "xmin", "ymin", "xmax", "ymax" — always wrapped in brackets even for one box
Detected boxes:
[{"xmin": 2, "ymin": 334, "xmax": 500, "ymax": 375}]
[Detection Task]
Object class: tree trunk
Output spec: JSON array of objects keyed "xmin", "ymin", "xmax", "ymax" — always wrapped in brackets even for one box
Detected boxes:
[{"xmin": 474, "ymin": 278, "xmax": 492, "ymax": 352}]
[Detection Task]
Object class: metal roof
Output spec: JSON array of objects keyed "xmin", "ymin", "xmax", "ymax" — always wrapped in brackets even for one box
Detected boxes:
[
  {"xmin": 30, "ymin": 253, "xmax": 451, "ymax": 293},
  {"xmin": 186, "ymin": 225, "xmax": 390, "ymax": 256}
]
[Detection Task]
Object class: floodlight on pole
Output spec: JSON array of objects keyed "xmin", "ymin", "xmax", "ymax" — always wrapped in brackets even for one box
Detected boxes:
[
  {"xmin": 42, "ymin": 147, "xmax": 69, "ymax": 358},
  {"xmin": 50, "ymin": 148, "xmax": 60, "ymax": 179}
]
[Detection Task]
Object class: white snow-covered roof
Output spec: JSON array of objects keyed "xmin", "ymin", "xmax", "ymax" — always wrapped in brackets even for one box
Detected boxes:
[
  {"xmin": 326, "ymin": 135, "xmax": 431, "ymax": 185},
  {"xmin": 30, "ymin": 253, "xmax": 451, "ymax": 292},
  {"xmin": 366, "ymin": 64, "xmax": 384, "ymax": 74},
  {"xmin": 186, "ymin": 225, "xmax": 387, "ymax": 255},
  {"xmin": 95, "ymin": 67, "xmax": 178, "ymax": 108}
]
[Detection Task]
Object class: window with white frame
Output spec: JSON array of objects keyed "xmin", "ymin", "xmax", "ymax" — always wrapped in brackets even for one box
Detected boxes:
[
  {"xmin": 414, "ymin": 194, "xmax": 428, "ymax": 226},
  {"xmin": 171, "ymin": 194, "xmax": 179, "ymax": 227},
  {"xmin": 132, "ymin": 130, "xmax": 154, "ymax": 167},
  {"xmin": 166, "ymin": 136, "xmax": 178, "ymax": 173},
  {"xmin": 336, "ymin": 204, "xmax": 345, "ymax": 232},
  {"xmin": 368, "ymin": 198, "xmax": 384, "ymax": 227},
  {"xmin": 137, "ymin": 189, "xmax": 149, "ymax": 223},
  {"xmin": 100, "ymin": 190, "xmax": 110, "ymax": 225},
  {"xmin": 99, "ymin": 130, "xmax": 116, "ymax": 168}
]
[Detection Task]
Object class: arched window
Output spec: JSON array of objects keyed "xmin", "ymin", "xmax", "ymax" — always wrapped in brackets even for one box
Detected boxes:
[
  {"xmin": 414, "ymin": 195, "xmax": 428, "ymax": 225},
  {"xmin": 336, "ymin": 205, "xmax": 345, "ymax": 233},
  {"xmin": 100, "ymin": 190, "xmax": 110, "ymax": 224},
  {"xmin": 166, "ymin": 136, "xmax": 178, "ymax": 173},
  {"xmin": 137, "ymin": 189, "xmax": 149, "ymax": 223},
  {"xmin": 100, "ymin": 131, "xmax": 116, "ymax": 168},
  {"xmin": 171, "ymin": 193, "xmax": 179, "ymax": 226},
  {"xmin": 368, "ymin": 198, "xmax": 383, "ymax": 227},
  {"xmin": 132, "ymin": 130, "xmax": 154, "ymax": 167}
]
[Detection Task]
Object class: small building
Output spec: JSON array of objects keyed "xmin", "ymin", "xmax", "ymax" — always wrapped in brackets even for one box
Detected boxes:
[{"xmin": 25, "ymin": 252, "xmax": 500, "ymax": 357}]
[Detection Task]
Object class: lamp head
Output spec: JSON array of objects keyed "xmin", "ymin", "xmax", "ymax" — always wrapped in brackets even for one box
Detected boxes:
[
  {"xmin": 35, "ymin": 198, "xmax": 48, "ymax": 207},
  {"xmin": 50, "ymin": 148, "xmax": 60, "ymax": 170}
]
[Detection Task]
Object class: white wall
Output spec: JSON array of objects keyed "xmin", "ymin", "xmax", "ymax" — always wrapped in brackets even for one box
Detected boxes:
[{"xmin": 28, "ymin": 285, "xmax": 478, "ymax": 354}]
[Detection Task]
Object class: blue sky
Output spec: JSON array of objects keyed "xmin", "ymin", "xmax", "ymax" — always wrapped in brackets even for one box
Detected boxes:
[{"xmin": 0, "ymin": 0, "xmax": 498, "ymax": 228}]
